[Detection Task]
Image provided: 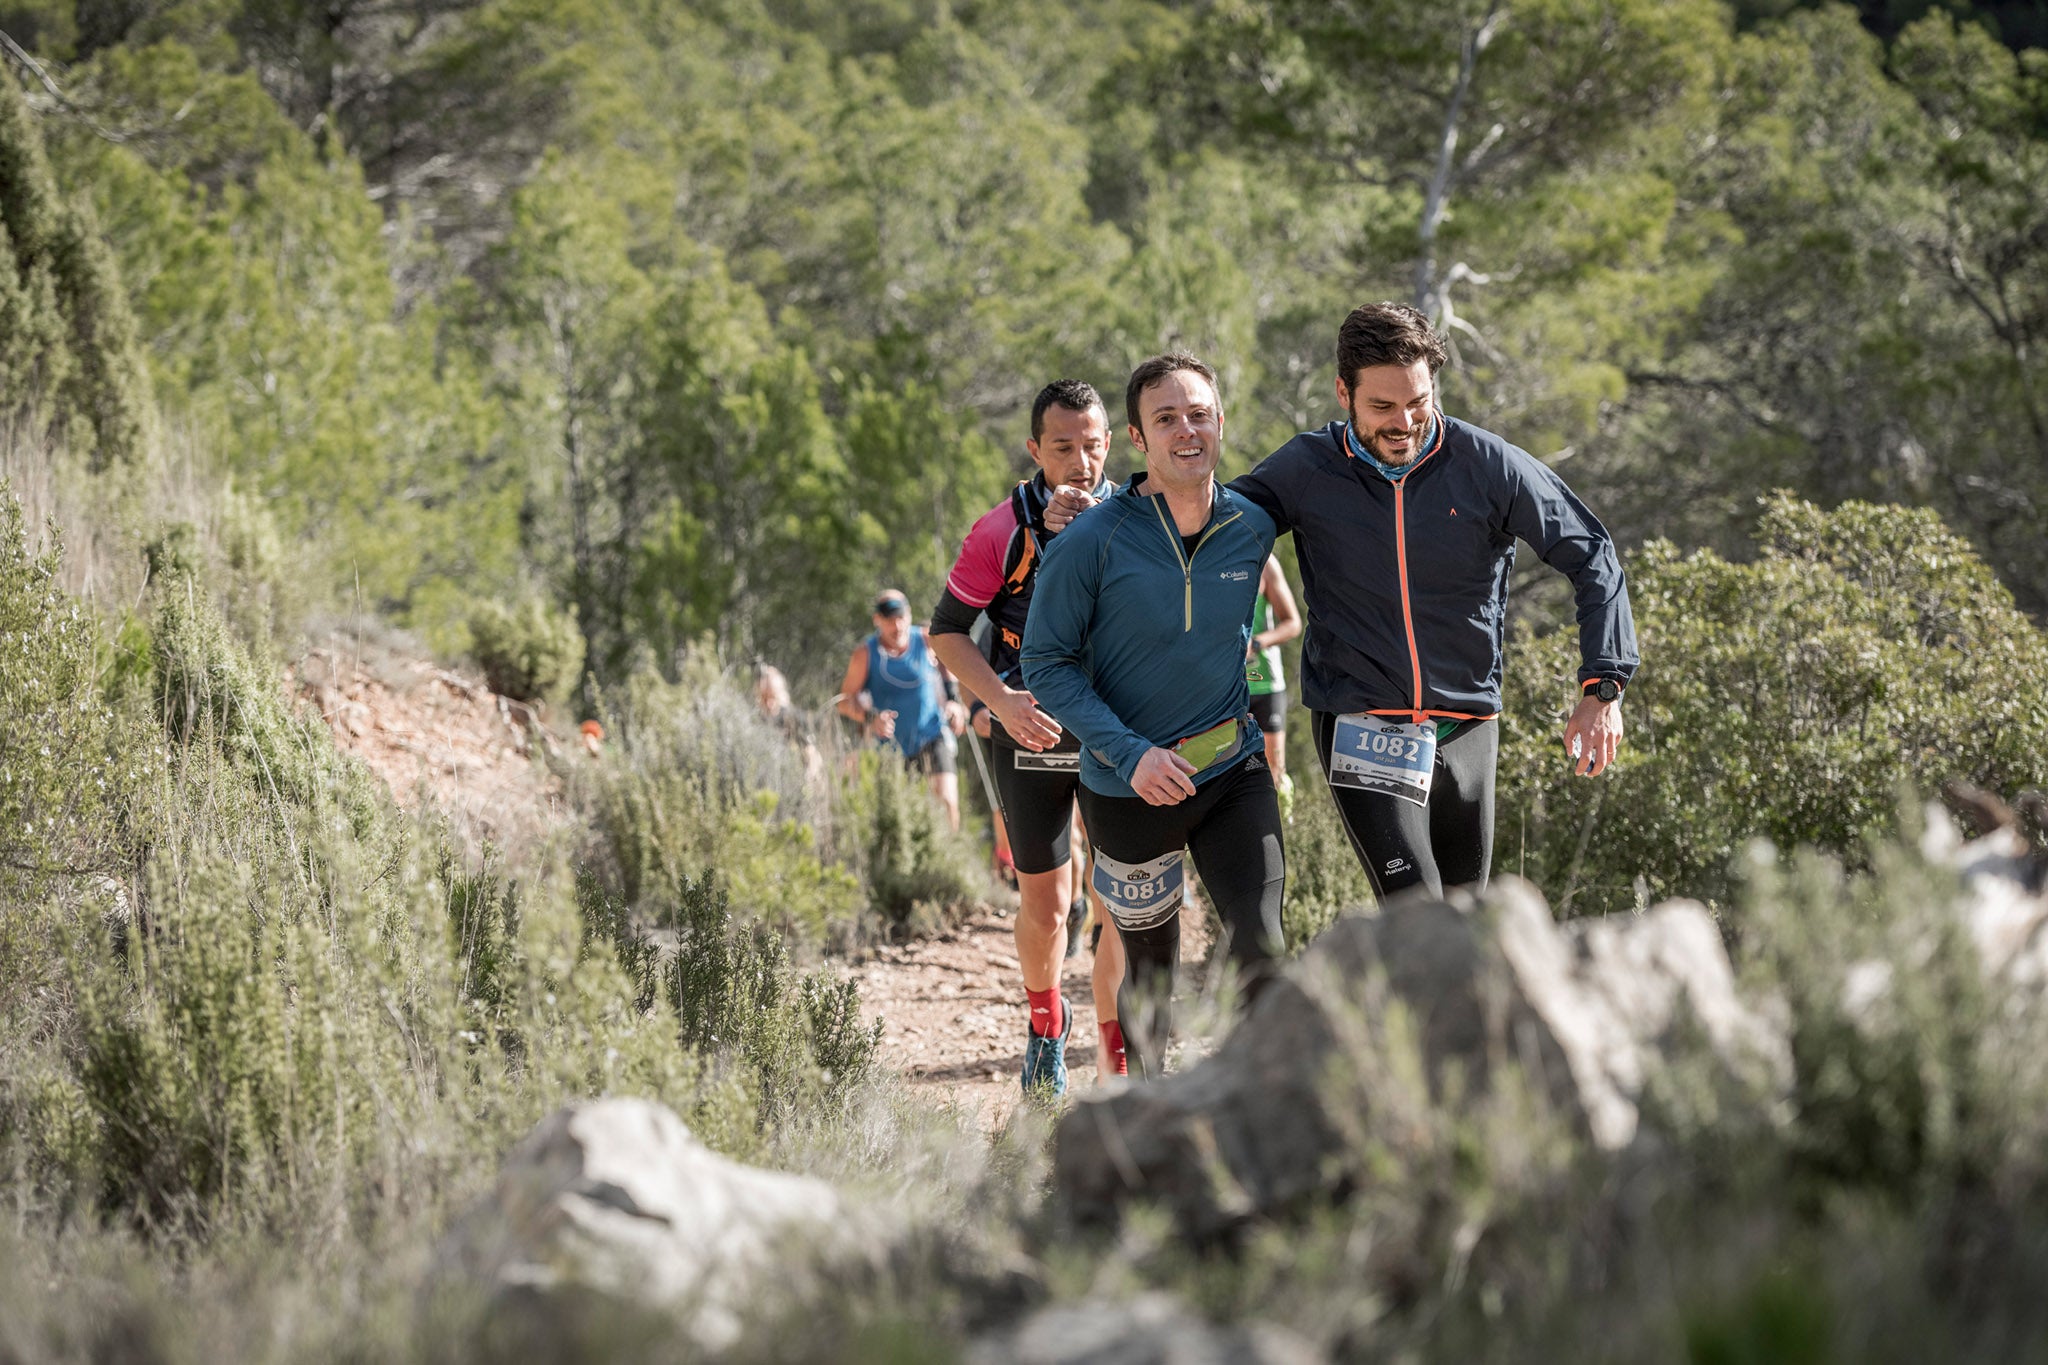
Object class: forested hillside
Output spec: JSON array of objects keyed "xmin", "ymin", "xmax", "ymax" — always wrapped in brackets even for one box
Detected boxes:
[
  {"xmin": 6, "ymin": 0, "xmax": 2046, "ymax": 691},
  {"xmin": 8, "ymin": 3, "xmax": 2048, "ymax": 1361}
]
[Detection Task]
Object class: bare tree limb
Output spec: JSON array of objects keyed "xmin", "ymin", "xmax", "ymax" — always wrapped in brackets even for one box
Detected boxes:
[
  {"xmin": 1414, "ymin": 0, "xmax": 1506, "ymax": 316},
  {"xmin": 0, "ymin": 27, "xmax": 130, "ymax": 143},
  {"xmin": 1623, "ymin": 369, "xmax": 1793, "ymax": 436}
]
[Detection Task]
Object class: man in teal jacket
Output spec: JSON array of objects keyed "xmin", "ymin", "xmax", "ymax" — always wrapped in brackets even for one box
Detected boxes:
[{"xmin": 1022, "ymin": 353, "xmax": 1286, "ymax": 1078}]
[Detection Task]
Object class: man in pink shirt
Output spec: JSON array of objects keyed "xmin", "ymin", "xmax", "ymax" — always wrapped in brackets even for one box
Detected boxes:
[{"xmin": 929, "ymin": 380, "xmax": 1128, "ymax": 1093}]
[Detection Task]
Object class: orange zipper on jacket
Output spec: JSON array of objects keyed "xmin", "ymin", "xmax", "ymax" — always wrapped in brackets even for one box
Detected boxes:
[{"xmin": 1353, "ymin": 418, "xmax": 1496, "ymax": 724}]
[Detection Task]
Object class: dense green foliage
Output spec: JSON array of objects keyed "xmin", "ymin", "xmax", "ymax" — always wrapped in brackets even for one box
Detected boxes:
[
  {"xmin": 466, "ymin": 593, "xmax": 584, "ymax": 703},
  {"xmin": 9, "ymin": 0, "xmax": 2046, "ymax": 692},
  {"xmin": 1498, "ymin": 493, "xmax": 2048, "ymax": 916},
  {"xmin": 576, "ymin": 651, "xmax": 981, "ymax": 946},
  {"xmin": 0, "ymin": 75, "xmax": 148, "ymax": 467}
]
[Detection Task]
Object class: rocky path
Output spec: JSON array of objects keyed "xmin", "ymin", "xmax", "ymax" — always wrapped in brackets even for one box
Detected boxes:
[
  {"xmin": 851, "ymin": 896, "xmax": 1216, "ymax": 1129},
  {"xmin": 851, "ymin": 902, "xmax": 1107, "ymax": 1130}
]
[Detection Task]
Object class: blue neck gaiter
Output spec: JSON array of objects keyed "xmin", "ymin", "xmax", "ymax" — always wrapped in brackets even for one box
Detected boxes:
[{"xmin": 1345, "ymin": 416, "xmax": 1438, "ymax": 483}]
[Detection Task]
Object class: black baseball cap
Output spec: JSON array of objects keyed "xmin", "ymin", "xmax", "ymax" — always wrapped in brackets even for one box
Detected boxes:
[{"xmin": 873, "ymin": 591, "xmax": 909, "ymax": 616}]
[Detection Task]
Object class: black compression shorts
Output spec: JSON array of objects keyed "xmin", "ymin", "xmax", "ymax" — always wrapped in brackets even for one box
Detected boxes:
[
  {"xmin": 989, "ymin": 740, "xmax": 1081, "ymax": 874},
  {"xmin": 1077, "ymin": 753, "xmax": 1286, "ymax": 1076},
  {"xmin": 1248, "ymin": 690, "xmax": 1288, "ymax": 734},
  {"xmin": 1311, "ymin": 712, "xmax": 1496, "ymax": 902}
]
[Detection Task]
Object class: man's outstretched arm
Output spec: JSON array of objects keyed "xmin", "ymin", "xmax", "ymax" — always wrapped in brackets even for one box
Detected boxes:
[{"xmin": 1503, "ymin": 452, "xmax": 1638, "ymax": 775}]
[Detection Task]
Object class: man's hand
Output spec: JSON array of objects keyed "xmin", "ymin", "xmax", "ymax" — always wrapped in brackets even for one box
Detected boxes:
[
  {"xmin": 987, "ymin": 687, "xmax": 1062, "ymax": 751},
  {"xmin": 1130, "ymin": 747, "xmax": 1199, "ymax": 806},
  {"xmin": 971, "ymin": 705, "xmax": 992, "ymax": 740},
  {"xmin": 1562, "ymin": 695, "xmax": 1623, "ymax": 776},
  {"xmin": 942, "ymin": 699, "xmax": 968, "ymax": 736},
  {"xmin": 871, "ymin": 708, "xmax": 898, "ymax": 742},
  {"xmin": 1041, "ymin": 484, "xmax": 1102, "ymax": 534}
]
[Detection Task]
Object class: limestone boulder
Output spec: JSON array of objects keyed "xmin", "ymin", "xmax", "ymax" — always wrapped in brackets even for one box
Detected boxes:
[
  {"xmin": 968, "ymin": 1292, "xmax": 1322, "ymax": 1365},
  {"xmin": 1921, "ymin": 805, "xmax": 2048, "ymax": 985},
  {"xmin": 438, "ymin": 1096, "xmax": 842, "ymax": 1351},
  {"xmin": 1053, "ymin": 878, "xmax": 1789, "ymax": 1238}
]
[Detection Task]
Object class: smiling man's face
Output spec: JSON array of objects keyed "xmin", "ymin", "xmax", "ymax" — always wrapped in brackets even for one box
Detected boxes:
[
  {"xmin": 1129, "ymin": 369, "xmax": 1223, "ymax": 497},
  {"xmin": 1339, "ymin": 360, "xmax": 1435, "ymax": 466}
]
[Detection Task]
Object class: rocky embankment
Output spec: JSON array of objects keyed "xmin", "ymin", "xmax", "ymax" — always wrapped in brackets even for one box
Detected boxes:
[{"xmin": 432, "ymin": 806, "xmax": 2048, "ymax": 1361}]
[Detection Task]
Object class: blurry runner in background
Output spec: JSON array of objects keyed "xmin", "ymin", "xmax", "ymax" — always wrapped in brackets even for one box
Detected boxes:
[
  {"xmin": 1245, "ymin": 555, "xmax": 1301, "ymax": 810},
  {"xmin": 836, "ymin": 590, "xmax": 969, "ymax": 831},
  {"xmin": 755, "ymin": 662, "xmax": 823, "ymax": 786}
]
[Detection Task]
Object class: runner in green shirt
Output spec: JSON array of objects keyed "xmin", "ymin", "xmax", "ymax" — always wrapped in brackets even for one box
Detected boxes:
[{"xmin": 1244, "ymin": 555, "xmax": 1302, "ymax": 810}]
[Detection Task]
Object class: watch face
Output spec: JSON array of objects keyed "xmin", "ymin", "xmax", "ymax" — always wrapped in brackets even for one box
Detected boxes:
[{"xmin": 1595, "ymin": 680, "xmax": 1621, "ymax": 702}]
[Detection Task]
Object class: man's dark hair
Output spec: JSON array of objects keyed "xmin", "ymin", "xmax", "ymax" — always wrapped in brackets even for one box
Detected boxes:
[
  {"xmin": 1337, "ymin": 303, "xmax": 1448, "ymax": 383},
  {"xmin": 1124, "ymin": 352, "xmax": 1220, "ymax": 434},
  {"xmin": 1030, "ymin": 379, "xmax": 1104, "ymax": 441}
]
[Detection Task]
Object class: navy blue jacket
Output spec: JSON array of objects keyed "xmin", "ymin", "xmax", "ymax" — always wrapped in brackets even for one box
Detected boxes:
[
  {"xmin": 1021, "ymin": 474, "xmax": 1278, "ymax": 798},
  {"xmin": 1232, "ymin": 418, "xmax": 1637, "ymax": 718}
]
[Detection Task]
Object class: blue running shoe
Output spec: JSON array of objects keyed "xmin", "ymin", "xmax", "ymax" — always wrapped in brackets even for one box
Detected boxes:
[{"xmin": 1020, "ymin": 995, "xmax": 1072, "ymax": 1097}]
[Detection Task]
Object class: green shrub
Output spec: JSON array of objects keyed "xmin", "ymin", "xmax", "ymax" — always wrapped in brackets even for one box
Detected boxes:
[
  {"xmin": 579, "ymin": 660, "xmax": 865, "ymax": 945},
  {"xmin": 1499, "ymin": 495, "xmax": 2048, "ymax": 917},
  {"xmin": 467, "ymin": 595, "xmax": 585, "ymax": 704},
  {"xmin": 579, "ymin": 654, "xmax": 984, "ymax": 946},
  {"xmin": 0, "ymin": 489, "xmax": 146, "ymax": 1018},
  {"xmin": 576, "ymin": 869, "xmax": 881, "ymax": 1139},
  {"xmin": 1736, "ymin": 826, "xmax": 2008, "ymax": 1197},
  {"xmin": 0, "ymin": 562, "xmax": 895, "ymax": 1234},
  {"xmin": 1280, "ymin": 782, "xmax": 1376, "ymax": 950},
  {"xmin": 843, "ymin": 748, "xmax": 983, "ymax": 937}
]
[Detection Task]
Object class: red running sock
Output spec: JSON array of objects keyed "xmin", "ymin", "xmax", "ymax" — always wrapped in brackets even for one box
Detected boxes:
[
  {"xmin": 1026, "ymin": 988, "xmax": 1064, "ymax": 1039},
  {"xmin": 1098, "ymin": 1020, "xmax": 1128, "ymax": 1077}
]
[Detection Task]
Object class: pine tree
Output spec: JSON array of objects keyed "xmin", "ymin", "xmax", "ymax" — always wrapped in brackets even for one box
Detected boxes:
[{"xmin": 0, "ymin": 72, "xmax": 152, "ymax": 466}]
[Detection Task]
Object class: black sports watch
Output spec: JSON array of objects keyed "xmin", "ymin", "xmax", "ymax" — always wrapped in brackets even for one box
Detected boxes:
[{"xmin": 1586, "ymin": 678, "xmax": 1622, "ymax": 704}]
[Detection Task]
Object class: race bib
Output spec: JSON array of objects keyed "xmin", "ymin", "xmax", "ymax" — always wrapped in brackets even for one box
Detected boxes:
[
  {"xmin": 1012, "ymin": 748, "xmax": 1080, "ymax": 772},
  {"xmin": 1328, "ymin": 714, "xmax": 1437, "ymax": 807},
  {"xmin": 1091, "ymin": 848, "xmax": 1187, "ymax": 932}
]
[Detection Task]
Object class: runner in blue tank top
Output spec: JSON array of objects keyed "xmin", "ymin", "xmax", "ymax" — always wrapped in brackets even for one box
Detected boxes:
[{"xmin": 837, "ymin": 590, "xmax": 968, "ymax": 829}]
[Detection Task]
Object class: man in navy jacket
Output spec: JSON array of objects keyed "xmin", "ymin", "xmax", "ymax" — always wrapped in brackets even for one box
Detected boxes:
[{"xmin": 1049, "ymin": 304, "xmax": 1637, "ymax": 905}]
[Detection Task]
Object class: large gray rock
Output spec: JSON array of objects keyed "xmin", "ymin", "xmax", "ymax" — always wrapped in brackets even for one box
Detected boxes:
[
  {"xmin": 1922, "ymin": 805, "xmax": 2048, "ymax": 985},
  {"xmin": 439, "ymin": 1097, "xmax": 841, "ymax": 1350},
  {"xmin": 1053, "ymin": 879, "xmax": 1789, "ymax": 1238},
  {"xmin": 969, "ymin": 1292, "xmax": 1322, "ymax": 1365}
]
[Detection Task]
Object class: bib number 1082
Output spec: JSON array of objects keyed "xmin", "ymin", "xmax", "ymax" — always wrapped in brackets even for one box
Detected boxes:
[{"xmin": 1328, "ymin": 715, "xmax": 1436, "ymax": 807}]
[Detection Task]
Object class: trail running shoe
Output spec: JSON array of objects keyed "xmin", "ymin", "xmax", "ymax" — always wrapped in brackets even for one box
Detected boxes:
[
  {"xmin": 1020, "ymin": 994, "xmax": 1072, "ymax": 1096},
  {"xmin": 1065, "ymin": 900, "xmax": 1087, "ymax": 959}
]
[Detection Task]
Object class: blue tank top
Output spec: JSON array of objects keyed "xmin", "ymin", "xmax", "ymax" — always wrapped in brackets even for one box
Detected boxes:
[{"xmin": 865, "ymin": 626, "xmax": 944, "ymax": 758}]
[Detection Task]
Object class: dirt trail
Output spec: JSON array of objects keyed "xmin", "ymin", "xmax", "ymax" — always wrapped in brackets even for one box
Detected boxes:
[
  {"xmin": 293, "ymin": 632, "xmax": 572, "ymax": 855},
  {"xmin": 852, "ymin": 903, "xmax": 1101, "ymax": 1130},
  {"xmin": 300, "ymin": 637, "xmax": 1189, "ymax": 1126},
  {"xmin": 853, "ymin": 899, "xmax": 1213, "ymax": 1128}
]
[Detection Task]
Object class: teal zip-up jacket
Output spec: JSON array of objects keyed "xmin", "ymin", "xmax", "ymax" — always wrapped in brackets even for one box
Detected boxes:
[{"xmin": 1021, "ymin": 473, "xmax": 1278, "ymax": 798}]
